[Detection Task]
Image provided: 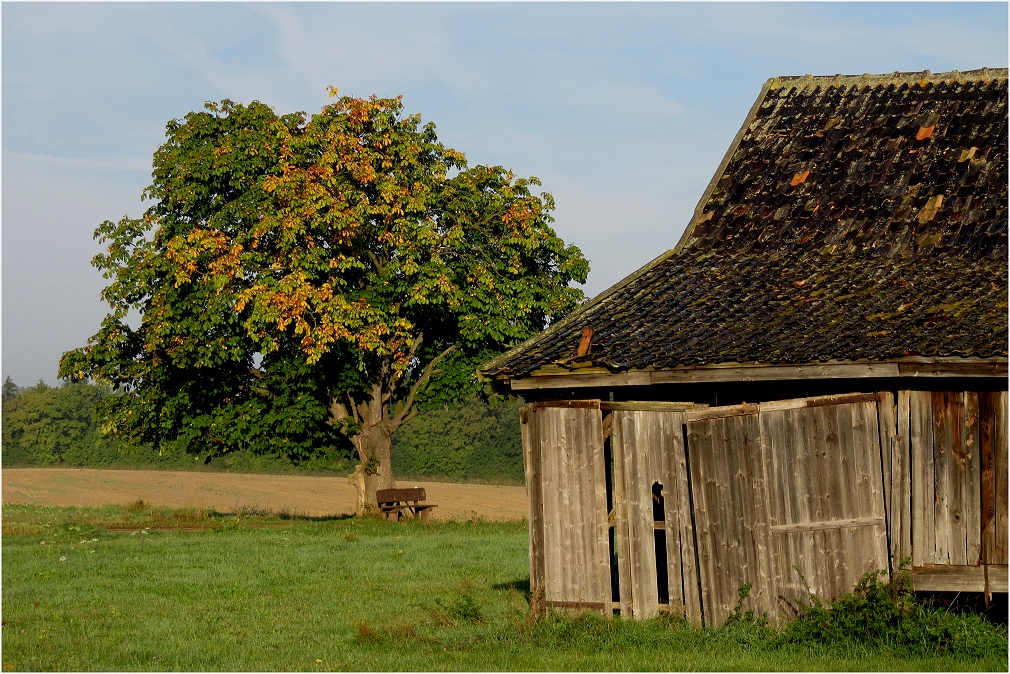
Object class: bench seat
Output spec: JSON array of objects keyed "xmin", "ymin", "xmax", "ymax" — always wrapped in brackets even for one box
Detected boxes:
[{"xmin": 376, "ymin": 487, "xmax": 437, "ymax": 522}]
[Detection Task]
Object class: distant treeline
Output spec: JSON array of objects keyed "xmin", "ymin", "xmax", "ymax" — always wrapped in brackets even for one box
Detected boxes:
[{"xmin": 1, "ymin": 378, "xmax": 524, "ymax": 484}]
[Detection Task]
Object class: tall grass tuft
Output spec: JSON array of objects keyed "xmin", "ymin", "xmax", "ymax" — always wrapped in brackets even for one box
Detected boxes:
[{"xmin": 779, "ymin": 566, "xmax": 1006, "ymax": 658}]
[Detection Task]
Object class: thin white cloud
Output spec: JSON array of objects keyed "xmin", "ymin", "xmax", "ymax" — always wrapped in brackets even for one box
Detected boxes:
[{"xmin": 5, "ymin": 152, "xmax": 151, "ymax": 173}]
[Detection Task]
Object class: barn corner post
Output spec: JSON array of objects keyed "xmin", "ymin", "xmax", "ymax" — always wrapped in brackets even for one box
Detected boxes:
[{"xmin": 520, "ymin": 403, "xmax": 546, "ymax": 618}]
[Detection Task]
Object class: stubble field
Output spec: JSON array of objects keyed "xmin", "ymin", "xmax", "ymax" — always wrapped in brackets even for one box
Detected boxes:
[{"xmin": 1, "ymin": 468, "xmax": 528, "ymax": 520}]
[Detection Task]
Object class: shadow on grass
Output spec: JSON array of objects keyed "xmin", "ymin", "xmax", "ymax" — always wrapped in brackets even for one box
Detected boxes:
[
  {"xmin": 205, "ymin": 508, "xmax": 355, "ymax": 522},
  {"xmin": 493, "ymin": 577, "xmax": 531, "ymax": 603}
]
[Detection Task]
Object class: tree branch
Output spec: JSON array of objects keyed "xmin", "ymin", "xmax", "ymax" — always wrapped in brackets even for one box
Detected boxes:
[
  {"xmin": 347, "ymin": 392, "xmax": 361, "ymax": 424},
  {"xmin": 367, "ymin": 250, "xmax": 386, "ymax": 274},
  {"xmin": 390, "ymin": 344, "xmax": 457, "ymax": 430}
]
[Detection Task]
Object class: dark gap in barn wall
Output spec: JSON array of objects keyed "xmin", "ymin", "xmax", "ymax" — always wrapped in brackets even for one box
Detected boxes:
[
  {"xmin": 609, "ymin": 527, "xmax": 621, "ymax": 606},
  {"xmin": 653, "ymin": 482, "xmax": 670, "ymax": 606},
  {"xmin": 604, "ymin": 422, "xmax": 620, "ymax": 606}
]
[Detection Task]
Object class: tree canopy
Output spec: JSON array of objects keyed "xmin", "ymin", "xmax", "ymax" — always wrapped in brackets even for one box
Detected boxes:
[{"xmin": 60, "ymin": 91, "xmax": 588, "ymax": 511}]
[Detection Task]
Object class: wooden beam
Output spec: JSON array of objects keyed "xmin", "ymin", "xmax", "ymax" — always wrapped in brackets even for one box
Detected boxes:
[
  {"xmin": 545, "ymin": 600, "xmax": 607, "ymax": 610},
  {"xmin": 600, "ymin": 401, "xmax": 695, "ymax": 412},
  {"xmin": 652, "ymin": 363, "xmax": 900, "ymax": 383},
  {"xmin": 532, "ymin": 400, "xmax": 601, "ymax": 409},
  {"xmin": 899, "ymin": 361, "xmax": 1007, "ymax": 377},
  {"xmin": 686, "ymin": 404, "xmax": 759, "ymax": 422},
  {"xmin": 910, "ymin": 564, "xmax": 1008, "ymax": 593},
  {"xmin": 513, "ymin": 371, "xmax": 651, "ymax": 390},
  {"xmin": 509, "ymin": 359, "xmax": 1007, "ymax": 390},
  {"xmin": 770, "ymin": 516, "xmax": 885, "ymax": 534}
]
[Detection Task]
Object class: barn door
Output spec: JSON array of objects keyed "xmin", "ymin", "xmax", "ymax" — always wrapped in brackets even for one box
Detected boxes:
[
  {"xmin": 761, "ymin": 394, "xmax": 889, "ymax": 613},
  {"xmin": 685, "ymin": 404, "xmax": 775, "ymax": 626},
  {"xmin": 685, "ymin": 393, "xmax": 889, "ymax": 626},
  {"xmin": 521, "ymin": 401, "xmax": 610, "ymax": 614},
  {"xmin": 609, "ymin": 402, "xmax": 700, "ymax": 622}
]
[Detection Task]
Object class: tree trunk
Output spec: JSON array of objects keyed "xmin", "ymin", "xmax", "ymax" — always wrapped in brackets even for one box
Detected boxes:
[
  {"xmin": 355, "ymin": 421, "xmax": 395, "ymax": 515},
  {"xmin": 330, "ymin": 345, "xmax": 454, "ymax": 516}
]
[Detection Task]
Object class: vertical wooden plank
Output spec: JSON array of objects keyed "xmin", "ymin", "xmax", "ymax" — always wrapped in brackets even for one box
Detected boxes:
[
  {"xmin": 932, "ymin": 392, "xmax": 953, "ymax": 564},
  {"xmin": 561, "ymin": 410, "xmax": 578, "ymax": 603},
  {"xmin": 895, "ymin": 390, "xmax": 912, "ymax": 566},
  {"xmin": 569, "ymin": 410, "xmax": 591, "ymax": 603},
  {"xmin": 544, "ymin": 408, "xmax": 564, "ymax": 602},
  {"xmin": 766, "ymin": 404, "xmax": 809, "ymax": 614},
  {"xmin": 672, "ymin": 413, "xmax": 702, "ymax": 624},
  {"xmin": 996, "ymin": 390, "xmax": 1008, "ymax": 564},
  {"xmin": 611, "ymin": 412, "xmax": 635, "ymax": 617},
  {"xmin": 910, "ymin": 391, "xmax": 934, "ymax": 567},
  {"xmin": 521, "ymin": 404, "xmax": 545, "ymax": 614},
  {"xmin": 877, "ymin": 392, "xmax": 896, "ymax": 571},
  {"xmin": 948, "ymin": 392, "xmax": 968, "ymax": 566},
  {"xmin": 830, "ymin": 403, "xmax": 854, "ymax": 598},
  {"xmin": 591, "ymin": 407, "xmax": 612, "ymax": 614},
  {"xmin": 659, "ymin": 413, "xmax": 685, "ymax": 612},
  {"xmin": 540, "ymin": 407, "xmax": 559, "ymax": 602},
  {"xmin": 744, "ymin": 410, "xmax": 775, "ymax": 623},
  {"xmin": 720, "ymin": 414, "xmax": 744, "ymax": 622},
  {"xmin": 964, "ymin": 392, "xmax": 981, "ymax": 566},
  {"xmin": 857, "ymin": 399, "xmax": 890, "ymax": 579},
  {"xmin": 686, "ymin": 417, "xmax": 717, "ymax": 626},
  {"xmin": 764, "ymin": 405, "xmax": 798, "ymax": 622},
  {"xmin": 979, "ymin": 391, "xmax": 997, "ymax": 565},
  {"xmin": 625, "ymin": 411, "xmax": 660, "ymax": 620}
]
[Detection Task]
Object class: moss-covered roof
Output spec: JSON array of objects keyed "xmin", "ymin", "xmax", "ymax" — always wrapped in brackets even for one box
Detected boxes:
[{"xmin": 482, "ymin": 69, "xmax": 1008, "ymax": 380}]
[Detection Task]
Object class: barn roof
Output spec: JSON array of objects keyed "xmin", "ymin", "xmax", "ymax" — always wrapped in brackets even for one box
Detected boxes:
[{"xmin": 482, "ymin": 69, "xmax": 1008, "ymax": 382}]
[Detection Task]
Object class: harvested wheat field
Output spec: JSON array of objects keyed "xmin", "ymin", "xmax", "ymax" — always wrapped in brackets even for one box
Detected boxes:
[{"xmin": 1, "ymin": 468, "xmax": 528, "ymax": 520}]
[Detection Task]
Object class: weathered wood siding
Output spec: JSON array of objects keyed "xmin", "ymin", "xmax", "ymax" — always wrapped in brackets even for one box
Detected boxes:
[
  {"xmin": 760, "ymin": 394, "xmax": 889, "ymax": 616},
  {"xmin": 610, "ymin": 404, "xmax": 698, "ymax": 621},
  {"xmin": 909, "ymin": 390, "xmax": 1007, "ymax": 568},
  {"xmin": 979, "ymin": 390, "xmax": 1008, "ymax": 566},
  {"xmin": 521, "ymin": 401, "xmax": 610, "ymax": 614},
  {"xmin": 521, "ymin": 386, "xmax": 1008, "ymax": 623},
  {"xmin": 685, "ymin": 394, "xmax": 889, "ymax": 626},
  {"xmin": 891, "ymin": 391, "xmax": 913, "ymax": 565},
  {"xmin": 685, "ymin": 405, "xmax": 775, "ymax": 626}
]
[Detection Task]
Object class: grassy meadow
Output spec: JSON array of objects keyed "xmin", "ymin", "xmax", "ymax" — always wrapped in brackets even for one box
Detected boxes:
[{"xmin": 2, "ymin": 502, "xmax": 1006, "ymax": 671}]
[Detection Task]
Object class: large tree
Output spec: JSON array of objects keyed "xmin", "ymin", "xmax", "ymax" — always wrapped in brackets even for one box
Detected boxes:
[{"xmin": 60, "ymin": 91, "xmax": 588, "ymax": 512}]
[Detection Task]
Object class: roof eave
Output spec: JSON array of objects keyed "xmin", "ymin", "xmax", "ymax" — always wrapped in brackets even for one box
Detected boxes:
[{"xmin": 498, "ymin": 357, "xmax": 1008, "ymax": 390}]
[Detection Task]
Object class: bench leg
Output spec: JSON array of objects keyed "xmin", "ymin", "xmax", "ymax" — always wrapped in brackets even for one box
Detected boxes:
[{"xmin": 419, "ymin": 508, "xmax": 432, "ymax": 523}]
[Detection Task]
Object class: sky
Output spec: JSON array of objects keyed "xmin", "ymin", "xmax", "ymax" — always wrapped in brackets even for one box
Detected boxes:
[{"xmin": 3, "ymin": 2, "xmax": 1007, "ymax": 386}]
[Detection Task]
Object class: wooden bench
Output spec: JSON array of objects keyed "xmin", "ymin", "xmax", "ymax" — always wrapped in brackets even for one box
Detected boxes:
[{"xmin": 376, "ymin": 487, "xmax": 437, "ymax": 522}]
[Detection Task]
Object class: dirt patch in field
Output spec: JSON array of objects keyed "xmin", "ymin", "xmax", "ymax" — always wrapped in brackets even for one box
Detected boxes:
[{"xmin": 2, "ymin": 468, "xmax": 528, "ymax": 521}]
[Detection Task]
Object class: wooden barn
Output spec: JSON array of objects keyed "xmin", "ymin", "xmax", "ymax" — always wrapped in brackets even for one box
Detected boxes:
[{"xmin": 479, "ymin": 69, "xmax": 1008, "ymax": 626}]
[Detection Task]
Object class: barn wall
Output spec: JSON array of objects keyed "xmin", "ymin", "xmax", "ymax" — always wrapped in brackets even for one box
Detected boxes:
[{"xmin": 521, "ymin": 382, "xmax": 1008, "ymax": 625}]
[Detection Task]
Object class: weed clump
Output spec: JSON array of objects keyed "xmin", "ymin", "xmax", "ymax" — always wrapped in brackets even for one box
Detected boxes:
[
  {"xmin": 434, "ymin": 592, "xmax": 484, "ymax": 624},
  {"xmin": 780, "ymin": 568, "xmax": 1007, "ymax": 658}
]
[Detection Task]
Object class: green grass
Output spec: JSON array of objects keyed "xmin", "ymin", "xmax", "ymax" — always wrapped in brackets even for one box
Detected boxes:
[{"xmin": 2, "ymin": 503, "xmax": 1006, "ymax": 671}]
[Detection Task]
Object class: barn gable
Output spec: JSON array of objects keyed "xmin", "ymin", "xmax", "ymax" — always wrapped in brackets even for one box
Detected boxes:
[{"xmin": 481, "ymin": 69, "xmax": 1007, "ymax": 384}]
